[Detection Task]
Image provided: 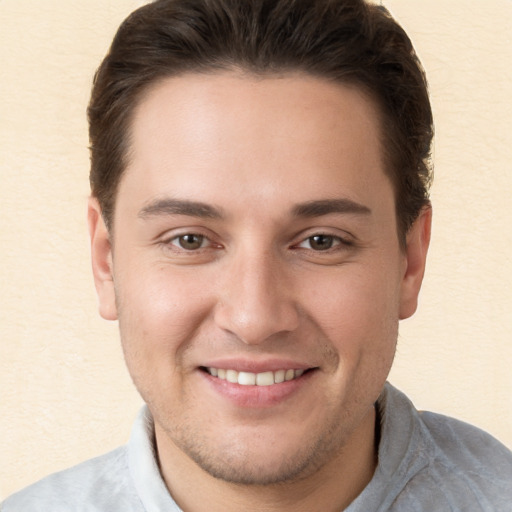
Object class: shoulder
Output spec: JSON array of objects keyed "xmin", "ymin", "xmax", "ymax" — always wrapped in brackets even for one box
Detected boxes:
[
  {"xmin": 420, "ymin": 409, "xmax": 512, "ymax": 469},
  {"xmin": 1, "ymin": 446, "xmax": 144, "ymax": 512},
  {"xmin": 379, "ymin": 384, "xmax": 512, "ymax": 510},
  {"xmin": 419, "ymin": 410, "xmax": 512, "ymax": 490},
  {"xmin": 397, "ymin": 413, "xmax": 512, "ymax": 510}
]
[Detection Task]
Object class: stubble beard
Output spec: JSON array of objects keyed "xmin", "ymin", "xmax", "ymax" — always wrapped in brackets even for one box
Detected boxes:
[
  {"xmin": 152, "ymin": 398, "xmax": 364, "ymax": 487},
  {"xmin": 116, "ymin": 291, "xmax": 391, "ymax": 488}
]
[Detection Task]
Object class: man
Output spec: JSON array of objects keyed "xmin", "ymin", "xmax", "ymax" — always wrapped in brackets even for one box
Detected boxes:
[{"xmin": 2, "ymin": 0, "xmax": 511, "ymax": 510}]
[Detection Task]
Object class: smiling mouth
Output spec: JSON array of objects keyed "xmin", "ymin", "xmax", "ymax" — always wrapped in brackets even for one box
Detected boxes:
[{"xmin": 201, "ymin": 367, "xmax": 314, "ymax": 386}]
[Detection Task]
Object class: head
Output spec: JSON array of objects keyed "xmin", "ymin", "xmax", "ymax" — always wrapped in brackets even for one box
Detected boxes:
[
  {"xmin": 88, "ymin": 0, "xmax": 433, "ymax": 245},
  {"xmin": 87, "ymin": 0, "xmax": 433, "ymax": 497}
]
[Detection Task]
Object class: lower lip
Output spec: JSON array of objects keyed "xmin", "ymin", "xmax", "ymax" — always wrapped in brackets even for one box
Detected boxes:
[{"xmin": 200, "ymin": 369, "xmax": 315, "ymax": 408}]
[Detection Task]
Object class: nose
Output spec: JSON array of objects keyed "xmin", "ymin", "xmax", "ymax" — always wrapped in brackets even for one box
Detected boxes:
[{"xmin": 213, "ymin": 249, "xmax": 300, "ymax": 345}]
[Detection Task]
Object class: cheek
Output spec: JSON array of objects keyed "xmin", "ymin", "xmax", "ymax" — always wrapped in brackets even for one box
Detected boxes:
[
  {"xmin": 114, "ymin": 266, "xmax": 214, "ymax": 369},
  {"xmin": 302, "ymin": 263, "xmax": 402, "ymax": 356},
  {"xmin": 114, "ymin": 267, "xmax": 219, "ymax": 412}
]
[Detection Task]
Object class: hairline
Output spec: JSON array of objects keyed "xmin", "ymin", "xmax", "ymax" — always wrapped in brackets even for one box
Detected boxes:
[{"xmin": 100, "ymin": 66, "xmax": 411, "ymax": 248}]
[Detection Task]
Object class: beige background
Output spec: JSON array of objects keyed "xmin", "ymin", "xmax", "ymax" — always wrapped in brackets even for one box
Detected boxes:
[{"xmin": 1, "ymin": 0, "xmax": 511, "ymax": 499}]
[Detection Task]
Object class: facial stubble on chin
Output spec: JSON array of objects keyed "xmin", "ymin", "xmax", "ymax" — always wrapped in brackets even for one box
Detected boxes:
[
  {"xmin": 146, "ymin": 353, "xmax": 349, "ymax": 486},
  {"xmin": 115, "ymin": 286, "xmax": 390, "ymax": 488},
  {"xmin": 153, "ymin": 342, "xmax": 394, "ymax": 487},
  {"xmin": 150, "ymin": 386, "xmax": 370, "ymax": 488}
]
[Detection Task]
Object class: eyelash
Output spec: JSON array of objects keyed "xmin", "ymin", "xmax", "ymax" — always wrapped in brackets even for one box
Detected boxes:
[
  {"xmin": 295, "ymin": 234, "xmax": 352, "ymax": 252},
  {"xmin": 162, "ymin": 231, "xmax": 353, "ymax": 254},
  {"xmin": 166, "ymin": 233, "xmax": 215, "ymax": 251}
]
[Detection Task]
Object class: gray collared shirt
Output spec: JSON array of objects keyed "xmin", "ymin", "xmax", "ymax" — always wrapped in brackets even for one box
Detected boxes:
[{"xmin": 3, "ymin": 383, "xmax": 512, "ymax": 511}]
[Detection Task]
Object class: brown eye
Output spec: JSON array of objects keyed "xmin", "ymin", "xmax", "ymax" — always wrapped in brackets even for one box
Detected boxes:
[
  {"xmin": 308, "ymin": 234, "xmax": 335, "ymax": 251},
  {"xmin": 176, "ymin": 234, "xmax": 205, "ymax": 250}
]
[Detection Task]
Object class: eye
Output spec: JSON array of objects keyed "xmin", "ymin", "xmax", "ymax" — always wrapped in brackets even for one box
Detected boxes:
[
  {"xmin": 299, "ymin": 234, "xmax": 341, "ymax": 251},
  {"xmin": 170, "ymin": 234, "xmax": 208, "ymax": 250}
]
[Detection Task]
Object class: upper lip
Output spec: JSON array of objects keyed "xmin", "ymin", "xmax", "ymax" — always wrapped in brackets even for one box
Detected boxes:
[{"xmin": 200, "ymin": 358, "xmax": 316, "ymax": 373}]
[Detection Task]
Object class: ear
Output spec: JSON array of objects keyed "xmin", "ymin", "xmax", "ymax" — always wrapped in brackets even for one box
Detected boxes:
[
  {"xmin": 399, "ymin": 206, "xmax": 432, "ymax": 320},
  {"xmin": 88, "ymin": 197, "xmax": 118, "ymax": 321}
]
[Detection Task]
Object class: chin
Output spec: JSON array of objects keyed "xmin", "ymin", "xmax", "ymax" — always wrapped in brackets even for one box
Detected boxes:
[
  {"xmin": 184, "ymin": 444, "xmax": 321, "ymax": 486},
  {"xmin": 169, "ymin": 420, "xmax": 347, "ymax": 486}
]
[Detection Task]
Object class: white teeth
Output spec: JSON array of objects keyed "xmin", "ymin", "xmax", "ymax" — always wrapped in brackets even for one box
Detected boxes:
[
  {"xmin": 274, "ymin": 369, "xmax": 285, "ymax": 384},
  {"xmin": 206, "ymin": 367, "xmax": 307, "ymax": 386},
  {"xmin": 238, "ymin": 371, "xmax": 256, "ymax": 385},
  {"xmin": 256, "ymin": 371, "xmax": 274, "ymax": 386},
  {"xmin": 226, "ymin": 369, "xmax": 238, "ymax": 384}
]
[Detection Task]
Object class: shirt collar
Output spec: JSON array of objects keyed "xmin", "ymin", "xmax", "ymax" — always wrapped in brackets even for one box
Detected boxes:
[{"xmin": 128, "ymin": 406, "xmax": 182, "ymax": 512}]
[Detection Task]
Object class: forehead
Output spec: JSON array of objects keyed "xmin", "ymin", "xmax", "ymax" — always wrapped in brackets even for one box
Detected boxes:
[
  {"xmin": 131, "ymin": 72, "xmax": 384, "ymax": 154},
  {"xmin": 119, "ymin": 71, "xmax": 392, "ymax": 220}
]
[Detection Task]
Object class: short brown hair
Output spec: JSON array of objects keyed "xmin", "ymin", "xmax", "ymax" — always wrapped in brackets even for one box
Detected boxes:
[{"xmin": 88, "ymin": 0, "xmax": 433, "ymax": 241}]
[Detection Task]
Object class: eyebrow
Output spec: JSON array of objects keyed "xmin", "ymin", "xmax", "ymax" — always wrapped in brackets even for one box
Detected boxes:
[
  {"xmin": 138, "ymin": 197, "xmax": 371, "ymax": 221},
  {"xmin": 291, "ymin": 198, "xmax": 372, "ymax": 218},
  {"xmin": 138, "ymin": 198, "xmax": 224, "ymax": 220}
]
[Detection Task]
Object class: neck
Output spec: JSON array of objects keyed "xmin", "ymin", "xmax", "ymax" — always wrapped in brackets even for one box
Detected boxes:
[{"xmin": 155, "ymin": 405, "xmax": 378, "ymax": 512}]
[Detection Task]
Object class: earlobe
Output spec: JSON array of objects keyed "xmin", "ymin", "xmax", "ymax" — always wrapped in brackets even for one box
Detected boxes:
[
  {"xmin": 88, "ymin": 197, "xmax": 118, "ymax": 321},
  {"xmin": 399, "ymin": 206, "xmax": 432, "ymax": 320}
]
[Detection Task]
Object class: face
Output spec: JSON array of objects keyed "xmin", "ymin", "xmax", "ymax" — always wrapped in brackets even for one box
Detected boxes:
[{"xmin": 89, "ymin": 72, "xmax": 430, "ymax": 486}]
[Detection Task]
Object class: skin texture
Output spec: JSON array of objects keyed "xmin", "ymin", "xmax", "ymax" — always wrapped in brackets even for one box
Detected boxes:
[{"xmin": 89, "ymin": 72, "xmax": 431, "ymax": 512}]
